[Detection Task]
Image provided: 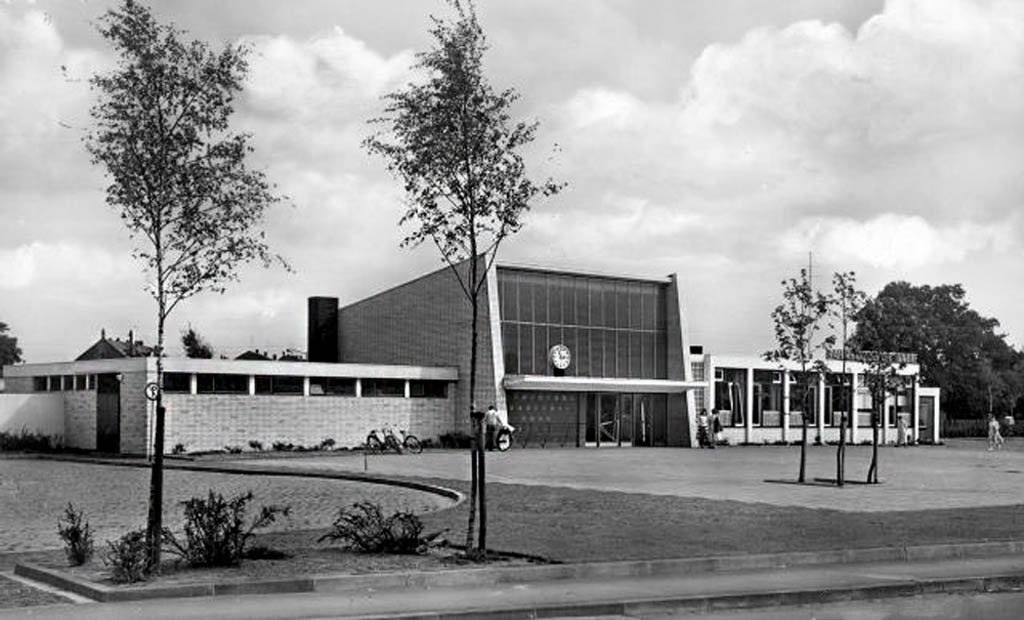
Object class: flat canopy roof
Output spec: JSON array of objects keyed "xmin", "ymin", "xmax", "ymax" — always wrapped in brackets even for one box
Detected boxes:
[{"xmin": 503, "ymin": 375, "xmax": 705, "ymax": 394}]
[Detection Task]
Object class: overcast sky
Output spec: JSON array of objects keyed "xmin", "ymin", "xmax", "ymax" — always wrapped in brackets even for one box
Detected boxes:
[{"xmin": 2, "ymin": 0, "xmax": 1023, "ymax": 362}]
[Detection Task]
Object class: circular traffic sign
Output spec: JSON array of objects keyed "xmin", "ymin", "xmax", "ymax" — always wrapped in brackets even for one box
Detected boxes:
[{"xmin": 145, "ymin": 382, "xmax": 161, "ymax": 401}]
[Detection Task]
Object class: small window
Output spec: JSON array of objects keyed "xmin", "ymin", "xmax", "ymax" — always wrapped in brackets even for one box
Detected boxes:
[
  {"xmin": 48, "ymin": 376, "xmax": 61, "ymax": 392},
  {"xmin": 87, "ymin": 375, "xmax": 96, "ymax": 390},
  {"xmin": 33, "ymin": 377, "xmax": 48, "ymax": 392},
  {"xmin": 254, "ymin": 375, "xmax": 303, "ymax": 395},
  {"xmin": 62, "ymin": 375, "xmax": 73, "ymax": 390},
  {"xmin": 409, "ymin": 380, "xmax": 447, "ymax": 398},
  {"xmin": 362, "ymin": 378, "xmax": 405, "ymax": 397},
  {"xmin": 74, "ymin": 375, "xmax": 87, "ymax": 390},
  {"xmin": 162, "ymin": 372, "xmax": 192, "ymax": 393},
  {"xmin": 309, "ymin": 377, "xmax": 356, "ymax": 396},
  {"xmin": 196, "ymin": 374, "xmax": 249, "ymax": 394},
  {"xmin": 713, "ymin": 368, "xmax": 724, "ymax": 381}
]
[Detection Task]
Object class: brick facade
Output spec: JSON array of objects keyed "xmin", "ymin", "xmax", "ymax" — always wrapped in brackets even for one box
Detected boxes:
[
  {"xmin": 162, "ymin": 393, "xmax": 453, "ymax": 453},
  {"xmin": 338, "ymin": 262, "xmax": 495, "ymax": 434},
  {"xmin": 63, "ymin": 389, "xmax": 97, "ymax": 450}
]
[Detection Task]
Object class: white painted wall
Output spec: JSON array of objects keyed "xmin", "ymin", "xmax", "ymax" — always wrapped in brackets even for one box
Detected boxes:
[{"xmin": 0, "ymin": 393, "xmax": 64, "ymax": 437}]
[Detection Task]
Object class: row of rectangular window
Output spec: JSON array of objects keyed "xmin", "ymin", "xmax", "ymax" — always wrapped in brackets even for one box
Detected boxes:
[
  {"xmin": 497, "ymin": 270, "xmax": 668, "ymax": 331},
  {"xmin": 161, "ymin": 373, "xmax": 447, "ymax": 398},
  {"xmin": 33, "ymin": 375, "xmax": 95, "ymax": 391},
  {"xmin": 28, "ymin": 374, "xmax": 448, "ymax": 399}
]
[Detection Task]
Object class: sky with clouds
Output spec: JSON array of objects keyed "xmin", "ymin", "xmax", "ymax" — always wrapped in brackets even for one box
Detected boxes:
[{"xmin": 1, "ymin": 0, "xmax": 1022, "ymax": 362}]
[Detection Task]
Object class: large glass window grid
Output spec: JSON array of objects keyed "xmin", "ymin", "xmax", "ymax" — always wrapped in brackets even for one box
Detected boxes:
[
  {"xmin": 752, "ymin": 370, "xmax": 782, "ymax": 427},
  {"xmin": 713, "ymin": 367, "xmax": 747, "ymax": 427},
  {"xmin": 498, "ymin": 270, "xmax": 668, "ymax": 379}
]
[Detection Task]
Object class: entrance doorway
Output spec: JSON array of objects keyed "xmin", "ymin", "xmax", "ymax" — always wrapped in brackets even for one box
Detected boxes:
[
  {"xmin": 585, "ymin": 394, "xmax": 663, "ymax": 447},
  {"xmin": 96, "ymin": 373, "xmax": 120, "ymax": 453}
]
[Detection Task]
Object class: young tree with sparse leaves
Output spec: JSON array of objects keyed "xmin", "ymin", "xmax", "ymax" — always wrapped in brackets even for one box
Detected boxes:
[
  {"xmin": 86, "ymin": 0, "xmax": 286, "ymax": 571},
  {"xmin": 829, "ymin": 272, "xmax": 866, "ymax": 487},
  {"xmin": 363, "ymin": 0, "xmax": 562, "ymax": 557},
  {"xmin": 861, "ymin": 351, "xmax": 907, "ymax": 484},
  {"xmin": 765, "ymin": 268, "xmax": 834, "ymax": 483},
  {"xmin": 181, "ymin": 326, "xmax": 214, "ymax": 359}
]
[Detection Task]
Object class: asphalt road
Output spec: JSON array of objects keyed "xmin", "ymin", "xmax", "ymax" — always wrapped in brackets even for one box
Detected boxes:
[{"xmin": 652, "ymin": 591, "xmax": 1024, "ymax": 619}]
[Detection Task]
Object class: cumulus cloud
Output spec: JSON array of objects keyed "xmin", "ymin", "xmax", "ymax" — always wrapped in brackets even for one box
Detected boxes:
[
  {"xmin": 544, "ymin": 0, "xmax": 1024, "ymax": 268},
  {"xmin": 779, "ymin": 213, "xmax": 1016, "ymax": 270},
  {"xmin": 0, "ymin": 241, "xmax": 135, "ymax": 290}
]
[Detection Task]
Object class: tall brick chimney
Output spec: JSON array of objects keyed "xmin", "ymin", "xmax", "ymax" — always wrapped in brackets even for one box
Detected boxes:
[{"xmin": 307, "ymin": 297, "xmax": 339, "ymax": 363}]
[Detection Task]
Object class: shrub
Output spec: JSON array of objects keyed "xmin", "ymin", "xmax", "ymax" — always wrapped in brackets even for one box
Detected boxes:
[
  {"xmin": 0, "ymin": 429, "xmax": 61, "ymax": 452},
  {"xmin": 320, "ymin": 437, "xmax": 336, "ymax": 451},
  {"xmin": 248, "ymin": 440, "xmax": 263, "ymax": 452},
  {"xmin": 224, "ymin": 445, "xmax": 243, "ymax": 455},
  {"xmin": 162, "ymin": 490, "xmax": 290, "ymax": 567},
  {"xmin": 171, "ymin": 443, "xmax": 186, "ymax": 455},
  {"xmin": 104, "ymin": 529, "xmax": 149, "ymax": 583},
  {"xmin": 271, "ymin": 441, "xmax": 294, "ymax": 452},
  {"xmin": 318, "ymin": 502, "xmax": 442, "ymax": 555},
  {"xmin": 57, "ymin": 503, "xmax": 94, "ymax": 566}
]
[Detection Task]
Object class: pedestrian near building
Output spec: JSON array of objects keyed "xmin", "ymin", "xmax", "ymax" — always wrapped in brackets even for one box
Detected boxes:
[
  {"xmin": 484, "ymin": 405, "xmax": 500, "ymax": 451},
  {"xmin": 697, "ymin": 409, "xmax": 710, "ymax": 448},
  {"xmin": 988, "ymin": 414, "xmax": 1004, "ymax": 451},
  {"xmin": 711, "ymin": 411, "xmax": 723, "ymax": 448}
]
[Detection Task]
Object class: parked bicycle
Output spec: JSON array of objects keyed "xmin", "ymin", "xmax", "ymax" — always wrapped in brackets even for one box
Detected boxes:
[{"xmin": 365, "ymin": 424, "xmax": 422, "ymax": 455}]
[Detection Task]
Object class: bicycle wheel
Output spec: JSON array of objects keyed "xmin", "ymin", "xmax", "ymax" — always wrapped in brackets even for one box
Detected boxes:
[
  {"xmin": 385, "ymin": 435, "xmax": 403, "ymax": 454},
  {"xmin": 365, "ymin": 434, "xmax": 383, "ymax": 453},
  {"xmin": 404, "ymin": 435, "xmax": 423, "ymax": 454},
  {"xmin": 496, "ymin": 430, "xmax": 512, "ymax": 452}
]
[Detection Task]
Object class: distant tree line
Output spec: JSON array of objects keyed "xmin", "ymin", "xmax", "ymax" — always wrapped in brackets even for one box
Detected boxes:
[{"xmin": 852, "ymin": 282, "xmax": 1024, "ymax": 420}]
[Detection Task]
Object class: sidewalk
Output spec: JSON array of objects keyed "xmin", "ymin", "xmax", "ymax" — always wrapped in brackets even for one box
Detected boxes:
[{"xmin": 6, "ymin": 554, "xmax": 1024, "ymax": 619}]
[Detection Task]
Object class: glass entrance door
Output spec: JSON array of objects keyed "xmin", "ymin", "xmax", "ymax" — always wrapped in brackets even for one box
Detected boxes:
[{"xmin": 586, "ymin": 393, "xmax": 634, "ymax": 447}]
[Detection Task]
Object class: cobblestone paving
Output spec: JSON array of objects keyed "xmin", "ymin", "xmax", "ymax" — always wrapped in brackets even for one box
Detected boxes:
[
  {"xmin": 0, "ymin": 460, "xmax": 454, "ymax": 554},
  {"xmin": 0, "ymin": 574, "xmax": 67, "ymax": 609},
  {"xmin": 240, "ymin": 440, "xmax": 1024, "ymax": 512}
]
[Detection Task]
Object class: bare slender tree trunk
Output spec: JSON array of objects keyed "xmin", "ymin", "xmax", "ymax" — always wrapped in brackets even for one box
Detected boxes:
[
  {"xmin": 146, "ymin": 302, "xmax": 166, "ymax": 572},
  {"xmin": 868, "ymin": 402, "xmax": 880, "ymax": 484},
  {"xmin": 798, "ymin": 386, "xmax": 808, "ymax": 483},
  {"xmin": 478, "ymin": 415, "xmax": 487, "ymax": 556},
  {"xmin": 464, "ymin": 289, "xmax": 479, "ymax": 553}
]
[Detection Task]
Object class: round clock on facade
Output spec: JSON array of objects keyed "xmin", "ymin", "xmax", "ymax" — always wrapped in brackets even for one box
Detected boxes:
[{"xmin": 549, "ymin": 344, "xmax": 572, "ymax": 370}]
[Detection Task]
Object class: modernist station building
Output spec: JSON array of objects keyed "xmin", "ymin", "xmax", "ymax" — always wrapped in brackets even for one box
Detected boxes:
[{"xmin": 1, "ymin": 262, "xmax": 940, "ymax": 454}]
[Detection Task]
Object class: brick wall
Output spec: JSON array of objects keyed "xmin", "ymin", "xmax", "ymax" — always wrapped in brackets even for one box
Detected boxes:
[
  {"xmin": 338, "ymin": 261, "xmax": 496, "ymax": 434},
  {"xmin": 162, "ymin": 393, "xmax": 454, "ymax": 453},
  {"xmin": 3, "ymin": 377, "xmax": 33, "ymax": 393},
  {"xmin": 63, "ymin": 390, "xmax": 97, "ymax": 450},
  {"xmin": 119, "ymin": 370, "xmax": 152, "ymax": 454}
]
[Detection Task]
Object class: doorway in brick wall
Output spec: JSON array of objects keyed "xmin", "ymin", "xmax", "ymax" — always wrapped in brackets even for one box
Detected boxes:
[{"xmin": 96, "ymin": 373, "xmax": 121, "ymax": 453}]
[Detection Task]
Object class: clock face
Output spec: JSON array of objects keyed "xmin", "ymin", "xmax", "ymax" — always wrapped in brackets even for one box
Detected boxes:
[{"xmin": 549, "ymin": 344, "xmax": 571, "ymax": 370}]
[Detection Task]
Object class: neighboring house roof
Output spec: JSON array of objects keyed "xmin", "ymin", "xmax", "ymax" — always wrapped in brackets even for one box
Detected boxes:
[
  {"xmin": 76, "ymin": 329, "xmax": 154, "ymax": 361},
  {"xmin": 235, "ymin": 349, "xmax": 271, "ymax": 361}
]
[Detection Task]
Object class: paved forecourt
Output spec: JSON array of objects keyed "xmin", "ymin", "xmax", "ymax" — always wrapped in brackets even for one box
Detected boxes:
[
  {"xmin": 240, "ymin": 440, "xmax": 1024, "ymax": 512},
  {"xmin": 0, "ymin": 459, "xmax": 454, "ymax": 554}
]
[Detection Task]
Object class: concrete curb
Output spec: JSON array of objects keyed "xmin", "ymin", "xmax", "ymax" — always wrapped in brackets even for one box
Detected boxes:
[
  {"xmin": 16, "ymin": 538, "xmax": 1024, "ymax": 604},
  {"xmin": 24, "ymin": 453, "xmax": 464, "ymax": 505},
  {"xmin": 344, "ymin": 573, "xmax": 1024, "ymax": 620}
]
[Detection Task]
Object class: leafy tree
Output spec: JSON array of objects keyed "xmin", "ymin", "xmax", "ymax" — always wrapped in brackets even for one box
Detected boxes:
[
  {"xmin": 86, "ymin": 0, "xmax": 286, "ymax": 571},
  {"xmin": 0, "ymin": 322, "xmax": 23, "ymax": 373},
  {"xmin": 765, "ymin": 268, "xmax": 834, "ymax": 483},
  {"xmin": 181, "ymin": 326, "xmax": 214, "ymax": 359},
  {"xmin": 364, "ymin": 0, "xmax": 562, "ymax": 556},
  {"xmin": 828, "ymin": 272, "xmax": 866, "ymax": 487},
  {"xmin": 852, "ymin": 282, "xmax": 1021, "ymax": 420}
]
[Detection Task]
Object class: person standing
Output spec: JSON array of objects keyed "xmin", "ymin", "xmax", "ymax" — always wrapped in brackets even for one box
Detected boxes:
[
  {"xmin": 711, "ymin": 411, "xmax": 723, "ymax": 448},
  {"xmin": 988, "ymin": 414, "xmax": 1005, "ymax": 451},
  {"xmin": 484, "ymin": 405, "xmax": 500, "ymax": 451},
  {"xmin": 897, "ymin": 416, "xmax": 907, "ymax": 447},
  {"xmin": 697, "ymin": 409, "xmax": 710, "ymax": 448}
]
